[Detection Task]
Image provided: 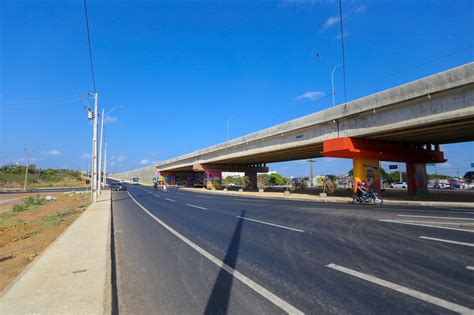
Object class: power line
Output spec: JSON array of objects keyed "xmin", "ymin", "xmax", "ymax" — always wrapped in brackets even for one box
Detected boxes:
[
  {"xmin": 83, "ymin": 0, "xmax": 97, "ymax": 93},
  {"xmin": 338, "ymin": 0, "xmax": 348, "ymax": 107},
  {"xmin": 0, "ymin": 93, "xmax": 86, "ymax": 108}
]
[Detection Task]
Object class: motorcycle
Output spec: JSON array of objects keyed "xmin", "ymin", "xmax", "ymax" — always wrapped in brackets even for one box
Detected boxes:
[{"xmin": 352, "ymin": 191, "xmax": 383, "ymax": 205}]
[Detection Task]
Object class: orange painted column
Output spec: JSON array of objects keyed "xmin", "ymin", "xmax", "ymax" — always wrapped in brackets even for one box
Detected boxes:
[{"xmin": 353, "ymin": 157, "xmax": 381, "ymax": 193}]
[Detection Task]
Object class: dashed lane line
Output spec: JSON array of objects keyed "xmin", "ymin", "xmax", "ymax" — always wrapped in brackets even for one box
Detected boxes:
[
  {"xmin": 398, "ymin": 215, "xmax": 474, "ymax": 221},
  {"xmin": 390, "ymin": 220, "xmax": 474, "ymax": 225},
  {"xmin": 418, "ymin": 236, "xmax": 474, "ymax": 247},
  {"xmin": 126, "ymin": 191, "xmax": 304, "ymax": 315},
  {"xmin": 236, "ymin": 216, "xmax": 304, "ymax": 233},
  {"xmin": 467, "ymin": 266, "xmax": 474, "ymax": 271},
  {"xmin": 326, "ymin": 263, "xmax": 473, "ymax": 314},
  {"xmin": 165, "ymin": 198, "xmax": 176, "ymax": 202},
  {"xmin": 185, "ymin": 204, "xmax": 207, "ymax": 210},
  {"xmin": 378, "ymin": 220, "xmax": 474, "ymax": 233}
]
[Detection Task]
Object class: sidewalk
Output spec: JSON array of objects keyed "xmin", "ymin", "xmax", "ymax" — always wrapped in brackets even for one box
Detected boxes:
[
  {"xmin": 0, "ymin": 190, "xmax": 111, "ymax": 314},
  {"xmin": 179, "ymin": 187, "xmax": 474, "ymax": 208}
]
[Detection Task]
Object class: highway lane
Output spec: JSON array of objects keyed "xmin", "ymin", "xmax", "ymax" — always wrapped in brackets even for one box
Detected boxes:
[{"xmin": 112, "ymin": 185, "xmax": 474, "ymax": 314}]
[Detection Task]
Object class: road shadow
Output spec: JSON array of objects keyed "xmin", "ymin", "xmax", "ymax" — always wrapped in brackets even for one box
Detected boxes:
[{"xmin": 204, "ymin": 210, "xmax": 246, "ymax": 315}]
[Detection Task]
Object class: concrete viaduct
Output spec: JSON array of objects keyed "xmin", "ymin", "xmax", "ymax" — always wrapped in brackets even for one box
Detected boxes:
[{"xmin": 114, "ymin": 62, "xmax": 474, "ymax": 195}]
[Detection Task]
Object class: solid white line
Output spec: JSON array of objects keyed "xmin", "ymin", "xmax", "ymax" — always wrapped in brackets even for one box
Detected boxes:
[
  {"xmin": 466, "ymin": 266, "xmax": 474, "ymax": 271},
  {"xmin": 165, "ymin": 198, "xmax": 176, "ymax": 202},
  {"xmin": 126, "ymin": 192, "xmax": 303, "ymax": 314},
  {"xmin": 326, "ymin": 263, "xmax": 473, "ymax": 314},
  {"xmin": 378, "ymin": 220, "xmax": 474, "ymax": 233},
  {"xmin": 398, "ymin": 215, "xmax": 474, "ymax": 221},
  {"xmin": 391, "ymin": 220, "xmax": 474, "ymax": 225},
  {"xmin": 236, "ymin": 216, "xmax": 304, "ymax": 233},
  {"xmin": 419, "ymin": 236, "xmax": 474, "ymax": 247},
  {"xmin": 185, "ymin": 204, "xmax": 207, "ymax": 210}
]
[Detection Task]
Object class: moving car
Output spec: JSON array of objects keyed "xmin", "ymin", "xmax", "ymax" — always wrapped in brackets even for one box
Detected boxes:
[
  {"xmin": 390, "ymin": 182, "xmax": 407, "ymax": 189},
  {"xmin": 110, "ymin": 182, "xmax": 127, "ymax": 191}
]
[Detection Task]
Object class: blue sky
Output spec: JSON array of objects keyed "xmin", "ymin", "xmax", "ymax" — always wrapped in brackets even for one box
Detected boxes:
[{"xmin": 1, "ymin": 0, "xmax": 473, "ymax": 177}]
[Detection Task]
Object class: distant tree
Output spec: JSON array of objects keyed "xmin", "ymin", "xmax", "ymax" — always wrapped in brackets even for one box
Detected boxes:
[
  {"xmin": 257, "ymin": 174, "xmax": 271, "ymax": 186},
  {"xmin": 270, "ymin": 173, "xmax": 287, "ymax": 186},
  {"xmin": 464, "ymin": 171, "xmax": 474, "ymax": 184},
  {"xmin": 257, "ymin": 176, "xmax": 266, "ymax": 191}
]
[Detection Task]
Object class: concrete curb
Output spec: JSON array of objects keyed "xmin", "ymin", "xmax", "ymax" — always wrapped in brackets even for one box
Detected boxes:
[
  {"xmin": 179, "ymin": 187, "xmax": 474, "ymax": 209},
  {"xmin": 0, "ymin": 191, "xmax": 112, "ymax": 314}
]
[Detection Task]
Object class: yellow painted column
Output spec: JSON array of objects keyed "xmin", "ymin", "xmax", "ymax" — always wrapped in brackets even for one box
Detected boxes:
[{"xmin": 353, "ymin": 157, "xmax": 381, "ymax": 193}]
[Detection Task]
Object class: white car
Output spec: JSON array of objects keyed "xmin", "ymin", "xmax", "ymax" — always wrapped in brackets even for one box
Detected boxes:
[{"xmin": 390, "ymin": 182, "xmax": 407, "ymax": 189}]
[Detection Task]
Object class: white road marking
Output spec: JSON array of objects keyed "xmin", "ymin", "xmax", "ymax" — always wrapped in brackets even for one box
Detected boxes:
[
  {"xmin": 398, "ymin": 215, "xmax": 474, "ymax": 221},
  {"xmin": 185, "ymin": 204, "xmax": 207, "ymax": 210},
  {"xmin": 466, "ymin": 266, "xmax": 474, "ymax": 271},
  {"xmin": 165, "ymin": 198, "xmax": 176, "ymax": 202},
  {"xmin": 126, "ymin": 192, "xmax": 303, "ymax": 315},
  {"xmin": 419, "ymin": 236, "xmax": 474, "ymax": 247},
  {"xmin": 236, "ymin": 216, "xmax": 304, "ymax": 233},
  {"xmin": 154, "ymin": 194, "xmax": 161, "ymax": 198},
  {"xmin": 326, "ymin": 263, "xmax": 473, "ymax": 314},
  {"xmin": 391, "ymin": 220, "xmax": 474, "ymax": 225},
  {"xmin": 378, "ymin": 220, "xmax": 474, "ymax": 233}
]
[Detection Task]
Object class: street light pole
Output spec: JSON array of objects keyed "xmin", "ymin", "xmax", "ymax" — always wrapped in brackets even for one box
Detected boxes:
[
  {"xmin": 23, "ymin": 149, "xmax": 30, "ymax": 192},
  {"xmin": 308, "ymin": 159, "xmax": 315, "ymax": 187},
  {"xmin": 226, "ymin": 116, "xmax": 234, "ymax": 141},
  {"xmin": 98, "ymin": 108, "xmax": 104, "ymax": 195},
  {"xmin": 103, "ymin": 143, "xmax": 107, "ymax": 188},
  {"xmin": 316, "ymin": 53, "xmax": 341, "ymax": 107}
]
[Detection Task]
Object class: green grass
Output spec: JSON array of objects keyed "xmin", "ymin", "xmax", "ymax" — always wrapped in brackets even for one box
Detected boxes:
[{"xmin": 12, "ymin": 204, "xmax": 29, "ymax": 213}]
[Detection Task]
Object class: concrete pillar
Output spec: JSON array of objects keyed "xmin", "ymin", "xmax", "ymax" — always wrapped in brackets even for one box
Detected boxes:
[
  {"xmin": 245, "ymin": 170, "xmax": 258, "ymax": 190},
  {"xmin": 406, "ymin": 162, "xmax": 428, "ymax": 196},
  {"xmin": 205, "ymin": 170, "xmax": 222, "ymax": 190},
  {"xmin": 353, "ymin": 157, "xmax": 381, "ymax": 193}
]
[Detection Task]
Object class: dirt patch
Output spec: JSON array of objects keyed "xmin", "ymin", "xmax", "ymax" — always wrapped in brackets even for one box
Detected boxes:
[{"xmin": 0, "ymin": 193, "xmax": 90, "ymax": 292}]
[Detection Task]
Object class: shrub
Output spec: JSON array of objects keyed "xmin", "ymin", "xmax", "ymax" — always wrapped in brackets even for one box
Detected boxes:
[{"xmin": 12, "ymin": 204, "xmax": 28, "ymax": 213}]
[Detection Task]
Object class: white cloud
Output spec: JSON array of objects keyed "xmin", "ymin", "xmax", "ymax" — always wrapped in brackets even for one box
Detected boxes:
[
  {"xmin": 80, "ymin": 153, "xmax": 91, "ymax": 159},
  {"xmin": 104, "ymin": 116, "xmax": 118, "ymax": 124},
  {"xmin": 336, "ymin": 31, "xmax": 351, "ymax": 40},
  {"xmin": 321, "ymin": 4, "xmax": 367, "ymax": 32},
  {"xmin": 150, "ymin": 151, "xmax": 160, "ymax": 156},
  {"xmin": 139, "ymin": 159, "xmax": 151, "ymax": 165},
  {"xmin": 41, "ymin": 149, "xmax": 62, "ymax": 157},
  {"xmin": 296, "ymin": 91, "xmax": 325, "ymax": 101},
  {"xmin": 112, "ymin": 155, "xmax": 127, "ymax": 162}
]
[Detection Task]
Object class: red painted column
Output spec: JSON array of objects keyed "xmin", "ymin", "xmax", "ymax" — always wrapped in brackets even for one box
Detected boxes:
[{"xmin": 406, "ymin": 162, "xmax": 428, "ymax": 196}]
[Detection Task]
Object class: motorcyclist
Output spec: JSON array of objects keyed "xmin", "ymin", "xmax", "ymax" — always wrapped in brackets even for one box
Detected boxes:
[
  {"xmin": 161, "ymin": 184, "xmax": 167, "ymax": 192},
  {"xmin": 356, "ymin": 180, "xmax": 371, "ymax": 201}
]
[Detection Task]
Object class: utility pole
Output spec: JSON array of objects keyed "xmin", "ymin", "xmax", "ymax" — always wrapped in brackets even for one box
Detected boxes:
[
  {"xmin": 87, "ymin": 92, "xmax": 99, "ymax": 202},
  {"xmin": 103, "ymin": 143, "xmax": 107, "ymax": 187},
  {"xmin": 308, "ymin": 159, "xmax": 315, "ymax": 187},
  {"xmin": 23, "ymin": 149, "xmax": 30, "ymax": 192},
  {"xmin": 399, "ymin": 163, "xmax": 402, "ymax": 182},
  {"xmin": 98, "ymin": 108, "xmax": 104, "ymax": 195},
  {"xmin": 226, "ymin": 116, "xmax": 234, "ymax": 141}
]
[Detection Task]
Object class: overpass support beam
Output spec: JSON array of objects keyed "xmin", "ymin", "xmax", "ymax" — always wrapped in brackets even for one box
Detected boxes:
[
  {"xmin": 353, "ymin": 157, "xmax": 381, "ymax": 193},
  {"xmin": 322, "ymin": 137, "xmax": 446, "ymax": 195},
  {"xmin": 245, "ymin": 170, "xmax": 258, "ymax": 190},
  {"xmin": 406, "ymin": 162, "xmax": 428, "ymax": 195}
]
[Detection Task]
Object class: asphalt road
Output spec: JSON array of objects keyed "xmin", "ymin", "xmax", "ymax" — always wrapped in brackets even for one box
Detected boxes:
[{"xmin": 112, "ymin": 184, "xmax": 474, "ymax": 314}]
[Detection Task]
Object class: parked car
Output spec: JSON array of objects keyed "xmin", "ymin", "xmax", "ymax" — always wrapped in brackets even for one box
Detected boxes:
[
  {"xmin": 110, "ymin": 182, "xmax": 127, "ymax": 191},
  {"xmin": 390, "ymin": 182, "xmax": 407, "ymax": 189}
]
